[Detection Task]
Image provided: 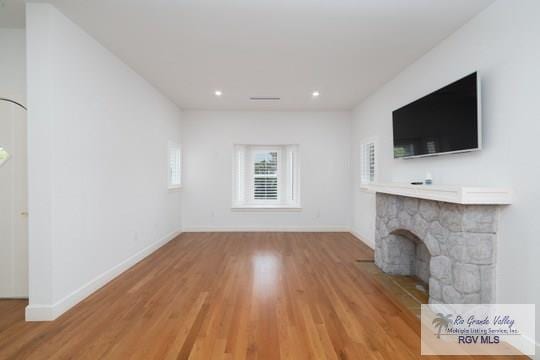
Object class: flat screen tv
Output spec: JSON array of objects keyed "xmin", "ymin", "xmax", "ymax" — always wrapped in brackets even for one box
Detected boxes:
[{"xmin": 392, "ymin": 72, "xmax": 481, "ymax": 159}]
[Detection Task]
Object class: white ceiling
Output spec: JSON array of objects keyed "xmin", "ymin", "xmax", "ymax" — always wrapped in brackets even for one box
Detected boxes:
[{"xmin": 2, "ymin": 0, "xmax": 494, "ymax": 110}]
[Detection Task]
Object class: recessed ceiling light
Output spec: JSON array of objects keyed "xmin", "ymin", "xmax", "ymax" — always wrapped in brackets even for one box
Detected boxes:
[
  {"xmin": 312, "ymin": 91, "xmax": 320, "ymax": 97},
  {"xmin": 214, "ymin": 90, "xmax": 222, "ymax": 97}
]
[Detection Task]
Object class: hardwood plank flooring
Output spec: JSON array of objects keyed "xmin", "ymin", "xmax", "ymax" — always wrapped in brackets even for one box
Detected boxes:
[{"xmin": 0, "ymin": 232, "xmax": 526, "ymax": 359}]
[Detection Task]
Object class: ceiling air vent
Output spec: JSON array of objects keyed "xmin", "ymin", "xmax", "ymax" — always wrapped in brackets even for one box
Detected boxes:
[{"xmin": 249, "ymin": 97, "xmax": 281, "ymax": 101}]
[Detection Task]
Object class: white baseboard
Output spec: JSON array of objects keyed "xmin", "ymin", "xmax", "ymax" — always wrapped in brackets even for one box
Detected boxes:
[
  {"xmin": 350, "ymin": 228, "xmax": 375, "ymax": 249},
  {"xmin": 183, "ymin": 226, "xmax": 351, "ymax": 232},
  {"xmin": 0, "ymin": 294, "xmax": 28, "ymax": 299},
  {"xmin": 25, "ymin": 229, "xmax": 182, "ymax": 322}
]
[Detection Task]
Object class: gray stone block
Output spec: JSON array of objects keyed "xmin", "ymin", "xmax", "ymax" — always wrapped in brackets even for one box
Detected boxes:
[
  {"xmin": 453, "ymin": 263, "xmax": 481, "ymax": 293},
  {"xmin": 428, "ymin": 297, "xmax": 443, "ymax": 305},
  {"xmin": 447, "ymin": 233, "xmax": 468, "ymax": 262},
  {"xmin": 387, "ymin": 218, "xmax": 400, "ymax": 232},
  {"xmin": 427, "ymin": 221, "xmax": 449, "ymax": 242},
  {"xmin": 463, "ymin": 206, "xmax": 498, "ymax": 233},
  {"xmin": 442, "ymin": 285, "xmax": 464, "ymax": 303},
  {"xmin": 382, "ymin": 235, "xmax": 414, "ymax": 265},
  {"xmin": 449, "ymin": 245, "xmax": 468, "ymax": 264},
  {"xmin": 480, "ymin": 265, "xmax": 496, "ymax": 303},
  {"xmin": 383, "ymin": 262, "xmax": 412, "ymax": 275},
  {"xmin": 376, "ymin": 196, "xmax": 387, "ymax": 216},
  {"xmin": 375, "ymin": 219, "xmax": 388, "ymax": 245},
  {"xmin": 398, "ymin": 211, "xmax": 413, "ymax": 230},
  {"xmin": 403, "ymin": 197, "xmax": 419, "ymax": 215},
  {"xmin": 386, "ymin": 196, "xmax": 400, "ymax": 218},
  {"xmin": 429, "ymin": 277, "xmax": 442, "ymax": 301},
  {"xmin": 424, "ymin": 233, "xmax": 441, "ymax": 256},
  {"xmin": 440, "ymin": 204, "xmax": 464, "ymax": 232},
  {"xmin": 416, "ymin": 242, "xmax": 430, "ymax": 262},
  {"xmin": 412, "ymin": 214, "xmax": 429, "ymax": 240},
  {"xmin": 415, "ymin": 260, "xmax": 430, "ymax": 285},
  {"xmin": 425, "ymin": 221, "xmax": 449, "ymax": 256},
  {"xmin": 374, "ymin": 249, "xmax": 383, "ymax": 268},
  {"xmin": 430, "ymin": 256, "xmax": 452, "ymax": 284},
  {"xmin": 375, "ymin": 217, "xmax": 382, "ymax": 232},
  {"xmin": 463, "ymin": 293, "xmax": 481, "ymax": 304},
  {"xmin": 419, "ymin": 200, "xmax": 440, "ymax": 222},
  {"xmin": 465, "ymin": 233, "xmax": 496, "ymax": 265}
]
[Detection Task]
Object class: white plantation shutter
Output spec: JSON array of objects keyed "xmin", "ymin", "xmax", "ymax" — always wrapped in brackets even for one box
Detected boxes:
[
  {"xmin": 287, "ymin": 147, "xmax": 296, "ymax": 202},
  {"xmin": 360, "ymin": 140, "xmax": 376, "ymax": 185},
  {"xmin": 253, "ymin": 150, "xmax": 279, "ymax": 201},
  {"xmin": 168, "ymin": 142, "xmax": 182, "ymax": 188},
  {"xmin": 235, "ymin": 145, "xmax": 247, "ymax": 203}
]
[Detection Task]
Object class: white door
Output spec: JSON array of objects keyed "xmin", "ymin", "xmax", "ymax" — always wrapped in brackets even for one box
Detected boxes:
[{"xmin": 0, "ymin": 101, "xmax": 28, "ymax": 298}]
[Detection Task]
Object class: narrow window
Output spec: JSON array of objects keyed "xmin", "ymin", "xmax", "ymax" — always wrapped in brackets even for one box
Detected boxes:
[
  {"xmin": 360, "ymin": 139, "xmax": 376, "ymax": 185},
  {"xmin": 0, "ymin": 147, "xmax": 10, "ymax": 167},
  {"xmin": 168, "ymin": 142, "xmax": 182, "ymax": 189}
]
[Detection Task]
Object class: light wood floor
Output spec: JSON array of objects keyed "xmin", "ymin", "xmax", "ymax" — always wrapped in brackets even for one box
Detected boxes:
[{"xmin": 0, "ymin": 232, "xmax": 525, "ymax": 359}]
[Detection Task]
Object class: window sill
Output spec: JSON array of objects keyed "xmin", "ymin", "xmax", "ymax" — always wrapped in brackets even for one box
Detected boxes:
[
  {"xmin": 231, "ymin": 204, "xmax": 302, "ymax": 212},
  {"xmin": 168, "ymin": 186, "xmax": 183, "ymax": 192}
]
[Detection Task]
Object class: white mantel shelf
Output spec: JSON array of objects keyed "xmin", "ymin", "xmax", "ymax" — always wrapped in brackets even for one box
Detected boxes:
[{"xmin": 361, "ymin": 183, "xmax": 512, "ymax": 205}]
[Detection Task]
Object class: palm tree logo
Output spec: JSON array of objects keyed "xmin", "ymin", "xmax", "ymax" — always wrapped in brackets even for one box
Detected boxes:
[{"xmin": 432, "ymin": 313, "xmax": 453, "ymax": 339}]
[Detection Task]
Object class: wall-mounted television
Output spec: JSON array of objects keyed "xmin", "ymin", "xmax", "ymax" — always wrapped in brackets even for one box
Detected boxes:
[{"xmin": 392, "ymin": 72, "xmax": 481, "ymax": 159}]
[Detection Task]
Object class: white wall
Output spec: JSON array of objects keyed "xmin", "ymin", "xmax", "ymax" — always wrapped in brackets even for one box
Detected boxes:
[
  {"xmin": 182, "ymin": 111, "xmax": 351, "ymax": 231},
  {"xmin": 25, "ymin": 3, "xmax": 183, "ymax": 320},
  {"xmin": 351, "ymin": 0, "xmax": 540, "ymax": 348},
  {"xmin": 0, "ymin": 29, "xmax": 26, "ymax": 105}
]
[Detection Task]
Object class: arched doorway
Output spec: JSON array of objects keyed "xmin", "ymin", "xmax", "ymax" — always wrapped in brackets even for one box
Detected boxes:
[{"xmin": 0, "ymin": 99, "xmax": 28, "ymax": 298}]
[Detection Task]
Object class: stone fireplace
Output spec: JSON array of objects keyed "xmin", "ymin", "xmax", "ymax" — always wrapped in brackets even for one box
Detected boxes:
[{"xmin": 374, "ymin": 191, "xmax": 504, "ymax": 304}]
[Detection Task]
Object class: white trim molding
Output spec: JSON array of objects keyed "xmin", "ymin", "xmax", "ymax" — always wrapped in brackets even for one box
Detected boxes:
[
  {"xmin": 231, "ymin": 205, "xmax": 302, "ymax": 212},
  {"xmin": 361, "ymin": 182, "xmax": 512, "ymax": 205},
  {"xmin": 183, "ymin": 226, "xmax": 350, "ymax": 233},
  {"xmin": 232, "ymin": 144, "xmax": 301, "ymax": 209},
  {"xmin": 25, "ymin": 229, "xmax": 182, "ymax": 321},
  {"xmin": 350, "ymin": 229, "xmax": 374, "ymax": 249}
]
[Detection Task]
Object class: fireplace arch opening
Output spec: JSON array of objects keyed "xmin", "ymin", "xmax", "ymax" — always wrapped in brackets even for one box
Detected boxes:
[{"xmin": 381, "ymin": 229, "xmax": 431, "ymax": 287}]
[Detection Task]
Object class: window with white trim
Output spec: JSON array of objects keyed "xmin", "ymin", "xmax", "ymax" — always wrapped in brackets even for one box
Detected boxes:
[
  {"xmin": 168, "ymin": 141, "xmax": 182, "ymax": 189},
  {"xmin": 233, "ymin": 145, "xmax": 300, "ymax": 208},
  {"xmin": 0, "ymin": 147, "xmax": 10, "ymax": 168},
  {"xmin": 360, "ymin": 138, "xmax": 376, "ymax": 185}
]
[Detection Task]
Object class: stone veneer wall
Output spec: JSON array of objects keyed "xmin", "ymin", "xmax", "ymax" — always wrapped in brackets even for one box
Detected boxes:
[{"xmin": 374, "ymin": 193, "xmax": 498, "ymax": 304}]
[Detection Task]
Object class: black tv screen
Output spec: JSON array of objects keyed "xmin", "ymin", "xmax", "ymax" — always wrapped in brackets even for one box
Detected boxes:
[{"xmin": 392, "ymin": 72, "xmax": 480, "ymax": 158}]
